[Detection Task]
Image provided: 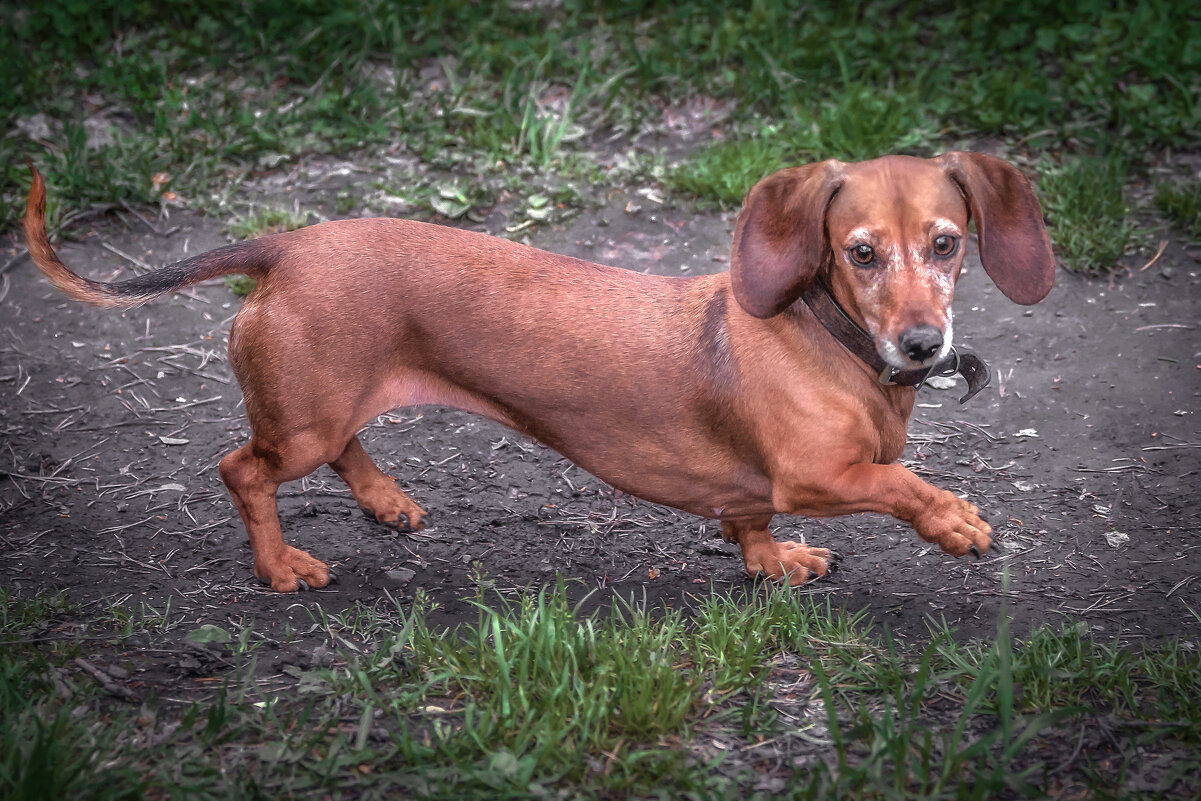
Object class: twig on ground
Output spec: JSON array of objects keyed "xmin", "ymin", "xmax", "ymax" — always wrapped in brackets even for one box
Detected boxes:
[{"xmin": 74, "ymin": 657, "xmax": 139, "ymax": 702}]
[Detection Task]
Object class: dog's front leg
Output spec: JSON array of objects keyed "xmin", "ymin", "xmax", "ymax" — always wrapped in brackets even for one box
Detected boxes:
[{"xmin": 781, "ymin": 463, "xmax": 993, "ymax": 557}]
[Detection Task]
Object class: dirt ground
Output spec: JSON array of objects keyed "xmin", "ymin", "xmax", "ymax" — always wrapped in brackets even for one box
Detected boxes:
[{"xmin": 2, "ymin": 156, "xmax": 1199, "ymax": 653}]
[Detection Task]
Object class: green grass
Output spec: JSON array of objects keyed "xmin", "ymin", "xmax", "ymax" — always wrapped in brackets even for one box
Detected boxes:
[
  {"xmin": 0, "ymin": 587, "xmax": 70, "ymax": 634},
  {"xmin": 1037, "ymin": 155, "xmax": 1142, "ymax": 274},
  {"xmin": 1155, "ymin": 179, "xmax": 1201, "ymax": 240},
  {"xmin": 3, "ymin": 0, "xmax": 1199, "ymax": 244},
  {"xmin": 666, "ymin": 84, "xmax": 939, "ymax": 206},
  {"xmin": 2, "ymin": 582, "xmax": 1198, "ymax": 799},
  {"xmin": 226, "ymin": 206, "xmax": 311, "ymax": 241},
  {"xmin": 668, "ymin": 136, "xmax": 792, "ymax": 206}
]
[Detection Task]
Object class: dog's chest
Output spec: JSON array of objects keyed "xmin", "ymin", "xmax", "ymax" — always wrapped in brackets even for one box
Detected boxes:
[{"xmin": 869, "ymin": 386, "xmax": 916, "ymax": 464}]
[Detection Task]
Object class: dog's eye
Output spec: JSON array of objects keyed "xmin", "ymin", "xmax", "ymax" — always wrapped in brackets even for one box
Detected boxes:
[
  {"xmin": 933, "ymin": 235, "xmax": 957, "ymax": 257},
  {"xmin": 849, "ymin": 244, "xmax": 875, "ymax": 265}
]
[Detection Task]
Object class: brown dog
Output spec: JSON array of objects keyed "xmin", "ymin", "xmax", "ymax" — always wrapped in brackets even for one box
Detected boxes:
[{"xmin": 23, "ymin": 153, "xmax": 1054, "ymax": 592}]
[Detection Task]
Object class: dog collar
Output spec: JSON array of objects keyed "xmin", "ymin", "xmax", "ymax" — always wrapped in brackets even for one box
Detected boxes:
[{"xmin": 800, "ymin": 284, "xmax": 991, "ymax": 404}]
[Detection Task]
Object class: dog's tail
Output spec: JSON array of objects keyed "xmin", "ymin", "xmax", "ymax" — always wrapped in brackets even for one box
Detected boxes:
[{"xmin": 23, "ymin": 163, "xmax": 276, "ymax": 308}]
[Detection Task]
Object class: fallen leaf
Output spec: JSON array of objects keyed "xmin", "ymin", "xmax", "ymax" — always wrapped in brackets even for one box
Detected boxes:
[{"xmin": 1104, "ymin": 530, "xmax": 1129, "ymax": 548}]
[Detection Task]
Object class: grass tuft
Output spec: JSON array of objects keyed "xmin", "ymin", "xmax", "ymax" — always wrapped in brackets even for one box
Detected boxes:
[
  {"xmin": 1155, "ymin": 179, "xmax": 1201, "ymax": 240},
  {"xmin": 1038, "ymin": 155, "xmax": 1141, "ymax": 274},
  {"xmin": 226, "ymin": 206, "xmax": 310, "ymax": 240},
  {"xmin": 667, "ymin": 137, "xmax": 790, "ymax": 206}
]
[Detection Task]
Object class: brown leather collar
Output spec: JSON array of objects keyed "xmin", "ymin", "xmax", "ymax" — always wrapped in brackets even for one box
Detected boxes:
[{"xmin": 800, "ymin": 283, "xmax": 991, "ymax": 404}]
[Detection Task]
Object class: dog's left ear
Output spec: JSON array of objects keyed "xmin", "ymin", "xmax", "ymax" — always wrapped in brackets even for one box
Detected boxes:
[
  {"xmin": 936, "ymin": 151, "xmax": 1055, "ymax": 305},
  {"xmin": 730, "ymin": 161, "xmax": 844, "ymax": 318}
]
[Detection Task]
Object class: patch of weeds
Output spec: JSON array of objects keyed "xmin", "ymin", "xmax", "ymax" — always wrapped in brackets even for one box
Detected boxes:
[
  {"xmin": 0, "ymin": 588, "xmax": 71, "ymax": 635},
  {"xmin": 811, "ymin": 632, "xmax": 1070, "ymax": 799},
  {"xmin": 446, "ymin": 49, "xmax": 630, "ymax": 168},
  {"xmin": 806, "ymin": 84, "xmax": 938, "ymax": 162},
  {"xmin": 223, "ymin": 274, "xmax": 257, "ymax": 297},
  {"xmin": 101, "ymin": 597, "xmax": 185, "ymax": 637},
  {"xmin": 0, "ymin": 705, "xmax": 147, "ymax": 801},
  {"xmin": 1134, "ymin": 638, "xmax": 1201, "ymax": 742},
  {"xmin": 1155, "ymin": 179, "xmax": 1201, "ymax": 240},
  {"xmin": 226, "ymin": 206, "xmax": 310, "ymax": 240},
  {"xmin": 504, "ymin": 184, "xmax": 587, "ymax": 234},
  {"xmin": 220, "ymin": 205, "xmax": 310, "ymax": 297},
  {"xmin": 412, "ymin": 585, "xmax": 698, "ymax": 744},
  {"xmin": 668, "ymin": 80, "xmax": 939, "ymax": 207},
  {"xmin": 36, "ymin": 122, "xmax": 168, "ymax": 210},
  {"xmin": 667, "ymin": 137, "xmax": 790, "ymax": 206},
  {"xmin": 1038, "ymin": 155, "xmax": 1140, "ymax": 274},
  {"xmin": 506, "ymin": 60, "xmax": 591, "ymax": 167},
  {"xmin": 0, "ymin": 641, "xmax": 146, "ymax": 800},
  {"xmin": 806, "ymin": 572, "xmax": 1063, "ymax": 799},
  {"xmin": 334, "ymin": 188, "xmax": 360, "ymax": 216},
  {"xmin": 422, "ymin": 180, "xmax": 495, "ymax": 222},
  {"xmin": 934, "ymin": 616, "xmax": 1201, "ymax": 757}
]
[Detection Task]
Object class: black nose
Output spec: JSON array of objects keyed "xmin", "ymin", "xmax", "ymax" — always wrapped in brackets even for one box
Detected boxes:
[{"xmin": 898, "ymin": 325, "xmax": 943, "ymax": 363}]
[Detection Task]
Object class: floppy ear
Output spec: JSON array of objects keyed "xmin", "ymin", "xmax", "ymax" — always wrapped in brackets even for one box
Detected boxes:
[
  {"xmin": 729, "ymin": 161, "xmax": 844, "ymax": 318},
  {"xmin": 936, "ymin": 151, "xmax": 1055, "ymax": 305}
]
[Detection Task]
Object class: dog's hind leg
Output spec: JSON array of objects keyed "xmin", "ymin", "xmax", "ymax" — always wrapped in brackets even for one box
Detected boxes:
[
  {"xmin": 329, "ymin": 435, "xmax": 429, "ymax": 532},
  {"xmin": 219, "ymin": 437, "xmax": 334, "ymax": 592}
]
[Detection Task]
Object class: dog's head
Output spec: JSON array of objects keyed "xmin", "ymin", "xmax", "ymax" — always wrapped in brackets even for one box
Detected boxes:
[{"xmin": 730, "ymin": 152, "xmax": 1055, "ymax": 370}]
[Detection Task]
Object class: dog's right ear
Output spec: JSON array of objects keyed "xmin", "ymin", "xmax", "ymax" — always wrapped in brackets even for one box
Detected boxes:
[{"xmin": 730, "ymin": 161, "xmax": 844, "ymax": 318}]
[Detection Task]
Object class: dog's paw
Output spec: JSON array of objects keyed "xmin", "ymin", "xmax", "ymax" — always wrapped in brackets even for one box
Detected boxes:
[
  {"xmin": 255, "ymin": 546, "xmax": 331, "ymax": 592},
  {"xmin": 744, "ymin": 540, "xmax": 834, "ymax": 586},
  {"xmin": 360, "ymin": 496, "xmax": 429, "ymax": 533},
  {"xmin": 913, "ymin": 493, "xmax": 993, "ymax": 558}
]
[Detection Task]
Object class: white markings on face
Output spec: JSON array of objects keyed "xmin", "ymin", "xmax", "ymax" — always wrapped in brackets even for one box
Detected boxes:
[
  {"xmin": 907, "ymin": 242, "xmax": 926, "ymax": 267},
  {"xmin": 930, "ymin": 265, "xmax": 955, "ymax": 298},
  {"xmin": 880, "ymin": 338, "xmax": 906, "ymax": 369},
  {"xmin": 878, "ymin": 311, "xmax": 953, "ymax": 370},
  {"xmin": 884, "ymin": 242, "xmax": 902, "ymax": 266},
  {"xmin": 937, "ymin": 312, "xmax": 955, "ymax": 361},
  {"xmin": 846, "ymin": 226, "xmax": 874, "ymax": 247},
  {"xmin": 842, "ymin": 216, "xmax": 963, "ymax": 370},
  {"xmin": 918, "ymin": 219, "xmax": 960, "ymax": 305}
]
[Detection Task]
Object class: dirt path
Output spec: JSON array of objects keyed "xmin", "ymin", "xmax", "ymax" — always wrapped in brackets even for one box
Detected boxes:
[{"xmin": 2, "ymin": 174, "xmax": 1199, "ymax": 646}]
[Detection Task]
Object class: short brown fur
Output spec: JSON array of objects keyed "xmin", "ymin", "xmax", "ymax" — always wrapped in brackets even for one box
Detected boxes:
[{"xmin": 23, "ymin": 153, "xmax": 1054, "ymax": 591}]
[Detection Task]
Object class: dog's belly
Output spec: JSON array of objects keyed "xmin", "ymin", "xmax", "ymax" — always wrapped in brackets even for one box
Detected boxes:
[
  {"xmin": 373, "ymin": 370, "xmax": 522, "ymax": 431},
  {"xmin": 369, "ymin": 369, "xmax": 776, "ymax": 520}
]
